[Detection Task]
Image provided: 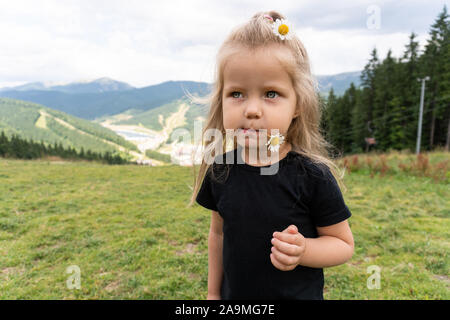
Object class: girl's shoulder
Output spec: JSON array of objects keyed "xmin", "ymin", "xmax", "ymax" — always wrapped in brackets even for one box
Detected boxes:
[{"xmin": 286, "ymin": 151, "xmax": 331, "ymax": 181}]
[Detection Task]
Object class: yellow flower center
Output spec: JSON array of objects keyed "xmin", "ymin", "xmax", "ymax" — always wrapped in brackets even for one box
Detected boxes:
[
  {"xmin": 270, "ymin": 137, "xmax": 279, "ymax": 146},
  {"xmin": 278, "ymin": 24, "xmax": 289, "ymax": 35}
]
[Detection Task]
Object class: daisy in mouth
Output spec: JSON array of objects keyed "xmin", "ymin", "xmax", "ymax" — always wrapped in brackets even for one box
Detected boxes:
[{"xmin": 266, "ymin": 132, "xmax": 285, "ymax": 152}]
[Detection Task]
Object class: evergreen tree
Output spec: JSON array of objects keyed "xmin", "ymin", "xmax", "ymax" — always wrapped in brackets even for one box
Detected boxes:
[
  {"xmin": 322, "ymin": 89, "xmax": 336, "ymax": 140},
  {"xmin": 373, "ymin": 49, "xmax": 398, "ymax": 151},
  {"xmin": 400, "ymin": 32, "xmax": 422, "ymax": 150},
  {"xmin": 0, "ymin": 131, "xmax": 9, "ymax": 157},
  {"xmin": 422, "ymin": 5, "xmax": 450, "ymax": 149},
  {"xmin": 360, "ymin": 48, "xmax": 379, "ymax": 123}
]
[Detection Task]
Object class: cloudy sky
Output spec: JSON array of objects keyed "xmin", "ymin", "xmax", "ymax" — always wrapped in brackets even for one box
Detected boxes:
[{"xmin": 0, "ymin": 0, "xmax": 447, "ymax": 89}]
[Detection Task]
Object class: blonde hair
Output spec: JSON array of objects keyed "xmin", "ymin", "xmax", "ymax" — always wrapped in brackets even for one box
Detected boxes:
[{"xmin": 186, "ymin": 10, "xmax": 346, "ymax": 208}]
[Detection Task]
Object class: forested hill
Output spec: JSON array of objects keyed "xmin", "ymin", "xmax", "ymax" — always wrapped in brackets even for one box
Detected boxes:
[
  {"xmin": 0, "ymin": 97, "xmax": 138, "ymax": 155},
  {"xmin": 323, "ymin": 6, "xmax": 450, "ymax": 155}
]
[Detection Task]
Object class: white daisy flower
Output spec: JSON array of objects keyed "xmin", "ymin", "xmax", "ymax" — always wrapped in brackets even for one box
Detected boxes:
[
  {"xmin": 272, "ymin": 18, "xmax": 294, "ymax": 40},
  {"xmin": 265, "ymin": 132, "xmax": 285, "ymax": 153}
]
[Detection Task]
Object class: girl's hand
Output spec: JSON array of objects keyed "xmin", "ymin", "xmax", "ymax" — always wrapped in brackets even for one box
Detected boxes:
[{"xmin": 270, "ymin": 225, "xmax": 306, "ymax": 271}]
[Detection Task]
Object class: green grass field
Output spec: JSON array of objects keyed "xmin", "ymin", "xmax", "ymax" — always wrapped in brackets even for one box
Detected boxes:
[{"xmin": 0, "ymin": 151, "xmax": 448, "ymax": 299}]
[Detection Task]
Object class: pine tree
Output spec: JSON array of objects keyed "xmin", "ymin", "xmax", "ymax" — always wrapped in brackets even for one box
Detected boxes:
[
  {"xmin": 400, "ymin": 32, "xmax": 422, "ymax": 150},
  {"xmin": 0, "ymin": 131, "xmax": 9, "ymax": 157},
  {"xmin": 373, "ymin": 49, "xmax": 398, "ymax": 151},
  {"xmin": 322, "ymin": 89, "xmax": 336, "ymax": 140},
  {"xmin": 350, "ymin": 91, "xmax": 367, "ymax": 153},
  {"xmin": 360, "ymin": 48, "xmax": 379, "ymax": 124}
]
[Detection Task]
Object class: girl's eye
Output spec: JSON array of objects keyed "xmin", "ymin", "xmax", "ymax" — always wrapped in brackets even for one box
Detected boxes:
[
  {"xmin": 266, "ymin": 91, "xmax": 279, "ymax": 99},
  {"xmin": 231, "ymin": 91, "xmax": 243, "ymax": 99},
  {"xmin": 230, "ymin": 91, "xmax": 279, "ymax": 99}
]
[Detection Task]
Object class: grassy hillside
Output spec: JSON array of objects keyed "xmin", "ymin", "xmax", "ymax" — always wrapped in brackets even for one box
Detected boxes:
[
  {"xmin": 0, "ymin": 98, "xmax": 139, "ymax": 154},
  {"xmin": 96, "ymin": 97, "xmax": 208, "ymax": 152},
  {"xmin": 111, "ymin": 100, "xmax": 181, "ymax": 132},
  {"xmin": 0, "ymin": 151, "xmax": 448, "ymax": 299},
  {"xmin": 108, "ymin": 98, "xmax": 207, "ymax": 143}
]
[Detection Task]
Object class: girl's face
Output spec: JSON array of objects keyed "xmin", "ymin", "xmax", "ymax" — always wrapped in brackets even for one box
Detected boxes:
[{"xmin": 222, "ymin": 45, "xmax": 299, "ymax": 153}]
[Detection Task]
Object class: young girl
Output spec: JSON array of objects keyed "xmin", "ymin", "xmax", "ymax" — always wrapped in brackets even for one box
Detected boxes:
[{"xmin": 189, "ymin": 11, "xmax": 354, "ymax": 300}]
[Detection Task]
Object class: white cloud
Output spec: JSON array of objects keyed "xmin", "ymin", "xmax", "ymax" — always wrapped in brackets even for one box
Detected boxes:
[
  {"xmin": 0, "ymin": 0, "xmax": 445, "ymax": 88},
  {"xmin": 299, "ymin": 27, "xmax": 429, "ymax": 75}
]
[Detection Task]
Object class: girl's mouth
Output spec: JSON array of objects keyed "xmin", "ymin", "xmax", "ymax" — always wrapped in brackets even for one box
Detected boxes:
[{"xmin": 241, "ymin": 128, "xmax": 260, "ymax": 134}]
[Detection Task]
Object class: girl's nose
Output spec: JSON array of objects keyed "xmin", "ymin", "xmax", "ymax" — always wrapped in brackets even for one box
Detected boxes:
[{"xmin": 244, "ymin": 101, "xmax": 262, "ymax": 118}]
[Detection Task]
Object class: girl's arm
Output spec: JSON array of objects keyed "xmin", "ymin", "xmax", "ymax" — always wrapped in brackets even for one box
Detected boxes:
[
  {"xmin": 207, "ymin": 210, "xmax": 224, "ymax": 299},
  {"xmin": 301, "ymin": 220, "xmax": 354, "ymax": 268},
  {"xmin": 271, "ymin": 220, "xmax": 354, "ymax": 270}
]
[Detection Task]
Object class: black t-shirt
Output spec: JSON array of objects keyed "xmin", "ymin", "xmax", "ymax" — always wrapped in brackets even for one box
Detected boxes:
[{"xmin": 195, "ymin": 146, "xmax": 352, "ymax": 300}]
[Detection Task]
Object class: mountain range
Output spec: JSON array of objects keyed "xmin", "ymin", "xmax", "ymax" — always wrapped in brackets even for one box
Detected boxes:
[
  {"xmin": 0, "ymin": 71, "xmax": 361, "ymax": 165},
  {"xmin": 0, "ymin": 71, "xmax": 360, "ymax": 120},
  {"xmin": 0, "ymin": 77, "xmax": 134, "ymax": 94}
]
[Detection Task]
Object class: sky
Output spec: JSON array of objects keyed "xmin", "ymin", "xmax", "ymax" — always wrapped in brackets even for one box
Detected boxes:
[{"xmin": 0, "ymin": 0, "xmax": 447, "ymax": 89}]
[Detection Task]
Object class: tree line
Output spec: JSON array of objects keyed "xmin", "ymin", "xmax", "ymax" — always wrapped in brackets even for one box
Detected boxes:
[
  {"xmin": 0, "ymin": 130, "xmax": 130, "ymax": 164},
  {"xmin": 322, "ymin": 6, "xmax": 450, "ymax": 155}
]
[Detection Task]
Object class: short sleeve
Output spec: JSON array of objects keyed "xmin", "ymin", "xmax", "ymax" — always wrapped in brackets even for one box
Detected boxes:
[
  {"xmin": 195, "ymin": 169, "xmax": 218, "ymax": 211},
  {"xmin": 307, "ymin": 164, "xmax": 352, "ymax": 227}
]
